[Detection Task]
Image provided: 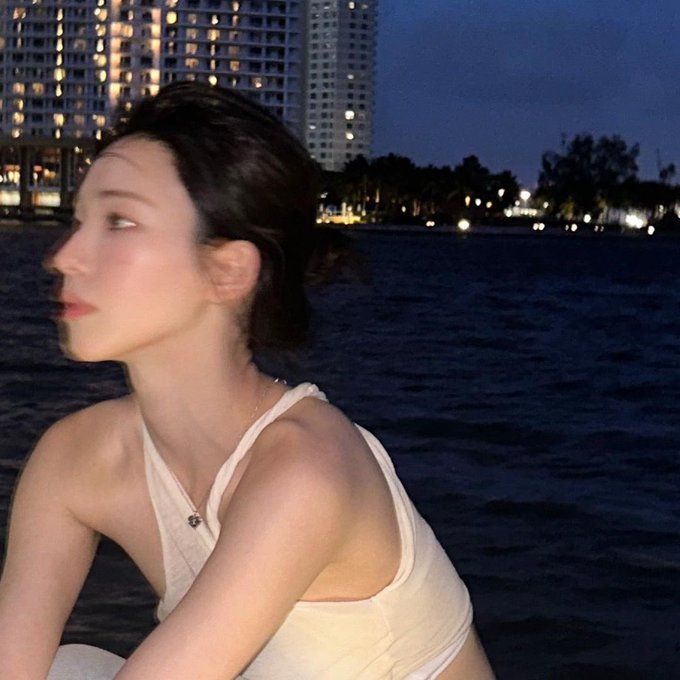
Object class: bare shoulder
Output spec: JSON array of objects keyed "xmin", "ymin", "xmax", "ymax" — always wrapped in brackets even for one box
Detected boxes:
[
  {"xmin": 36, "ymin": 396, "xmax": 131, "ymax": 466},
  {"xmin": 24, "ymin": 396, "xmax": 136, "ymax": 522},
  {"xmin": 250, "ymin": 394, "xmax": 364, "ymax": 479}
]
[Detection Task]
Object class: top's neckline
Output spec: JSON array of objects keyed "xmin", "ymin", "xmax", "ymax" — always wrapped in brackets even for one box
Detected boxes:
[{"xmin": 138, "ymin": 382, "xmax": 324, "ymax": 529}]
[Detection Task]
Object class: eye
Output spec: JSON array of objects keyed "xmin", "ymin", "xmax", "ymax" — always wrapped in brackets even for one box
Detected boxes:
[{"xmin": 107, "ymin": 213, "xmax": 136, "ymax": 230}]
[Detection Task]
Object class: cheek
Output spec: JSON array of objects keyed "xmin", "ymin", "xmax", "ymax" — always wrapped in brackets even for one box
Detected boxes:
[{"xmin": 100, "ymin": 241, "xmax": 205, "ymax": 321}]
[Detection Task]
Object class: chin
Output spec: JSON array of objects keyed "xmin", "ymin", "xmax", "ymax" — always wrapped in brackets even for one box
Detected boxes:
[{"xmin": 57, "ymin": 327, "xmax": 121, "ymax": 364}]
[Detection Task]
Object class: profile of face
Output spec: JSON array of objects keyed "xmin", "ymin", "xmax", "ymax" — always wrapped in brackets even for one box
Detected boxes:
[{"xmin": 47, "ymin": 135, "xmax": 228, "ymax": 364}]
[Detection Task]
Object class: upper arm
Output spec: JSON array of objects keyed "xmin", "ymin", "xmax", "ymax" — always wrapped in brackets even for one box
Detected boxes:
[
  {"xmin": 116, "ymin": 421, "xmax": 355, "ymax": 680},
  {"xmin": 0, "ymin": 415, "xmax": 100, "ymax": 678}
]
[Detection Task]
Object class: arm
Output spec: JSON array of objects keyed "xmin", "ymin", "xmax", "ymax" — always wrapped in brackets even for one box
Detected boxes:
[
  {"xmin": 115, "ymin": 420, "xmax": 355, "ymax": 680},
  {"xmin": 0, "ymin": 417, "xmax": 100, "ymax": 680}
]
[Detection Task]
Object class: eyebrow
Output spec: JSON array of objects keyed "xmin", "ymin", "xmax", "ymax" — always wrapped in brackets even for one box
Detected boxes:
[{"xmin": 74, "ymin": 189, "xmax": 156, "ymax": 209}]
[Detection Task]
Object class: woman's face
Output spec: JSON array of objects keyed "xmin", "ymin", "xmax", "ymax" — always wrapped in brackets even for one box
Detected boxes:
[{"xmin": 49, "ymin": 135, "xmax": 211, "ymax": 363}]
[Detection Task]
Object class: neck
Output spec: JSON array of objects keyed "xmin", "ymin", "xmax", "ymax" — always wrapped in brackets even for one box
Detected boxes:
[{"xmin": 123, "ymin": 332, "xmax": 283, "ymax": 494}]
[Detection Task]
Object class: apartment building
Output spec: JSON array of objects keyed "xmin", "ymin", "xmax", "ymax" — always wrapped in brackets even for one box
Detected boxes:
[
  {"xmin": 0, "ymin": 0, "xmax": 305, "ymax": 142},
  {"xmin": 304, "ymin": 0, "xmax": 377, "ymax": 171}
]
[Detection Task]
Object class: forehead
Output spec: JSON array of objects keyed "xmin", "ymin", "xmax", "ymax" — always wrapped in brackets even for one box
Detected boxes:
[{"xmin": 76, "ymin": 136, "xmax": 178, "ymax": 203}]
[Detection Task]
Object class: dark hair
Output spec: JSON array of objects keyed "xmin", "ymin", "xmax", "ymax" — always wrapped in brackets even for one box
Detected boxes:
[{"xmin": 92, "ymin": 80, "xmax": 368, "ymax": 353}]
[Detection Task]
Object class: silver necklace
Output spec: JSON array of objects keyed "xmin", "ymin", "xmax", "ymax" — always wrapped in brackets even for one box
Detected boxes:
[{"xmin": 164, "ymin": 376, "xmax": 287, "ymax": 529}]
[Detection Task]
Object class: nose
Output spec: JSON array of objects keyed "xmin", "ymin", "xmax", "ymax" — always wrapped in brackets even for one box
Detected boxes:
[{"xmin": 42, "ymin": 225, "xmax": 90, "ymax": 276}]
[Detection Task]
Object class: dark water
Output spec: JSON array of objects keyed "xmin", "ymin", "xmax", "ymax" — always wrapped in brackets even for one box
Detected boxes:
[{"xmin": 1, "ymin": 223, "xmax": 679, "ymax": 679}]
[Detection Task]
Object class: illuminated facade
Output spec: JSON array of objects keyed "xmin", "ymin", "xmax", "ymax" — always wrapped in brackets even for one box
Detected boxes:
[
  {"xmin": 304, "ymin": 0, "xmax": 377, "ymax": 171},
  {"xmin": 0, "ymin": 0, "xmax": 305, "ymax": 142}
]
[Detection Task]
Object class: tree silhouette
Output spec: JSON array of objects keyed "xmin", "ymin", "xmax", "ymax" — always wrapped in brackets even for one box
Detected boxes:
[{"xmin": 538, "ymin": 133, "xmax": 639, "ymax": 219}]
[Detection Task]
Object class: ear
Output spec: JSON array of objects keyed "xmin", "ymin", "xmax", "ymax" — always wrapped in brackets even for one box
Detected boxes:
[{"xmin": 199, "ymin": 239, "xmax": 261, "ymax": 305}]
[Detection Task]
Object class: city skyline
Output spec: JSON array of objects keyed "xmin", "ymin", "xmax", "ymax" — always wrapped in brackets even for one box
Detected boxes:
[{"xmin": 373, "ymin": 0, "xmax": 680, "ymax": 185}]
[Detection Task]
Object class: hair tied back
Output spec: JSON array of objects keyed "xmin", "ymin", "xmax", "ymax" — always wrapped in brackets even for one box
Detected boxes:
[{"xmin": 304, "ymin": 226, "xmax": 371, "ymax": 288}]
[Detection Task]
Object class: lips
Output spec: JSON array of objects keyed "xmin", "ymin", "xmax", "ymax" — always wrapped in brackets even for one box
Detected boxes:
[
  {"xmin": 53, "ymin": 290, "xmax": 98, "ymax": 319},
  {"xmin": 58, "ymin": 301, "xmax": 97, "ymax": 320}
]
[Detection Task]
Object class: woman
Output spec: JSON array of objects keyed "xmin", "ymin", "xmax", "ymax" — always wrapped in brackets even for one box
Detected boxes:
[{"xmin": 0, "ymin": 81, "xmax": 495, "ymax": 679}]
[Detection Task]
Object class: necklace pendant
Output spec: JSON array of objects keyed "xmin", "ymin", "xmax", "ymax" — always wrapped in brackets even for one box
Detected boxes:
[{"xmin": 188, "ymin": 512, "xmax": 202, "ymax": 528}]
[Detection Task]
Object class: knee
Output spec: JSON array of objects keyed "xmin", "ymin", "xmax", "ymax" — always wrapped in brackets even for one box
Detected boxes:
[{"xmin": 48, "ymin": 644, "xmax": 125, "ymax": 680}]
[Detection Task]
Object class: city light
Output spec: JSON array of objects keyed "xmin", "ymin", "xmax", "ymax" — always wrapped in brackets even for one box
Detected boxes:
[
  {"xmin": 624, "ymin": 213, "xmax": 645, "ymax": 229},
  {"xmin": 520, "ymin": 189, "xmax": 531, "ymax": 201},
  {"xmin": 457, "ymin": 219, "xmax": 471, "ymax": 231}
]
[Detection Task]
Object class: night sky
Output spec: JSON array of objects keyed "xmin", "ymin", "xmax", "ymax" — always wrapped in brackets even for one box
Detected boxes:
[{"xmin": 373, "ymin": 0, "xmax": 679, "ymax": 186}]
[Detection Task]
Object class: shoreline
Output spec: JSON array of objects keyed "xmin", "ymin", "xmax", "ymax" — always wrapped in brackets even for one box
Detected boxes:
[{"xmin": 0, "ymin": 212, "xmax": 670, "ymax": 239}]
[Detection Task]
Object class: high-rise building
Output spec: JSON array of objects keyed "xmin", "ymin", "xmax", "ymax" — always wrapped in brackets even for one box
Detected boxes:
[
  {"xmin": 0, "ymin": 0, "xmax": 305, "ymax": 142},
  {"xmin": 304, "ymin": 0, "xmax": 378, "ymax": 172}
]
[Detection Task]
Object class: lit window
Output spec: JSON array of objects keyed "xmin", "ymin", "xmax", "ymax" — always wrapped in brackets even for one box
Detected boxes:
[
  {"xmin": 345, "ymin": 109, "xmax": 355, "ymax": 120},
  {"xmin": 230, "ymin": 60, "xmax": 240, "ymax": 71},
  {"xmin": 346, "ymin": 131, "xmax": 354, "ymax": 140},
  {"xmin": 167, "ymin": 11, "xmax": 177, "ymax": 24}
]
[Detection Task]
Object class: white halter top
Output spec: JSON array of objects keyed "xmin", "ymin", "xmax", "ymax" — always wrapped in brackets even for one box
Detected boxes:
[{"xmin": 141, "ymin": 382, "xmax": 473, "ymax": 679}]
